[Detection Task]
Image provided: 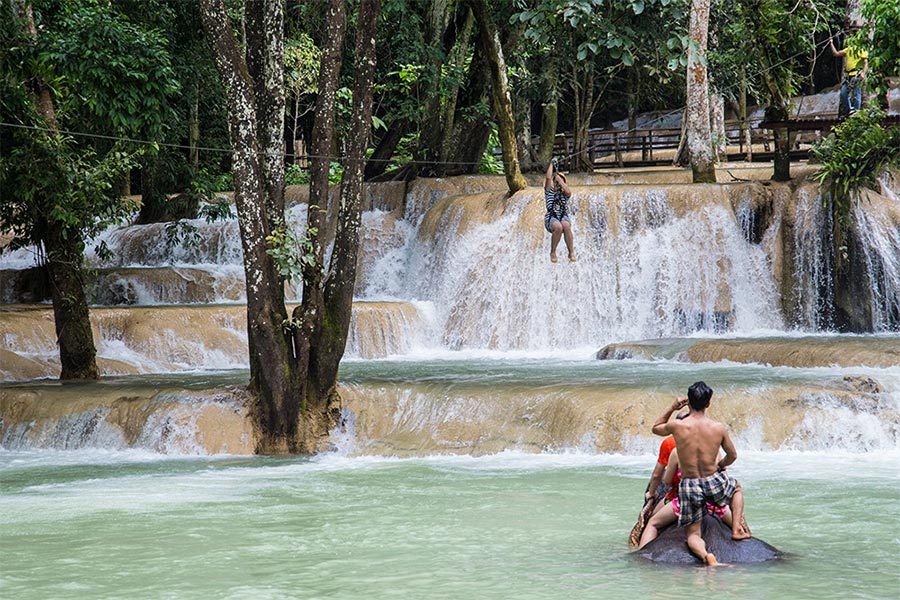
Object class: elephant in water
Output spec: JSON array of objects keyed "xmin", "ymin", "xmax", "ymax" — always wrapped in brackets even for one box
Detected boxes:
[{"xmin": 634, "ymin": 514, "xmax": 783, "ymax": 564}]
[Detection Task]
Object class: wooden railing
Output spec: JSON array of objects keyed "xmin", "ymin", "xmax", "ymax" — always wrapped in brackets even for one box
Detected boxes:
[{"xmin": 549, "ymin": 115, "xmax": 849, "ymax": 169}]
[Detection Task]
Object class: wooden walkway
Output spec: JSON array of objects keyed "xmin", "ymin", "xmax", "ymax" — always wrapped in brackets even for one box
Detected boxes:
[
  {"xmin": 551, "ymin": 113, "xmax": 900, "ymax": 170},
  {"xmin": 552, "ymin": 118, "xmax": 773, "ymax": 169}
]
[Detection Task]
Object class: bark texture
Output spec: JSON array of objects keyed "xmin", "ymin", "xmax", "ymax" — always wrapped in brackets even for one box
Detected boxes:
[
  {"xmin": 315, "ymin": 0, "xmax": 381, "ymax": 393},
  {"xmin": 766, "ymin": 105, "xmax": 791, "ymax": 181},
  {"xmin": 710, "ymin": 92, "xmax": 727, "ymax": 161},
  {"xmin": 201, "ymin": 0, "xmax": 301, "ymax": 452},
  {"xmin": 686, "ymin": 0, "xmax": 716, "ymax": 182}
]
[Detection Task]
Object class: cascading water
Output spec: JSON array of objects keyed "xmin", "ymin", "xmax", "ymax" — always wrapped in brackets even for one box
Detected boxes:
[
  {"xmin": 374, "ymin": 183, "xmax": 786, "ymax": 350},
  {"xmin": 2, "ymin": 170, "xmax": 899, "ymax": 452},
  {"xmin": 791, "ymin": 183, "xmax": 836, "ymax": 329},
  {"xmin": 852, "ymin": 174, "xmax": 900, "ymax": 330}
]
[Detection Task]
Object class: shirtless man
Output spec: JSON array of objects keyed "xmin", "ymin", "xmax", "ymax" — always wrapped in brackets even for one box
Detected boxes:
[{"xmin": 651, "ymin": 381, "xmax": 751, "ymax": 566}]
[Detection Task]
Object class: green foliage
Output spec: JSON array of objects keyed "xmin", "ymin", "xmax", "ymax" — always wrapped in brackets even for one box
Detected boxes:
[
  {"xmin": 516, "ymin": 0, "xmax": 687, "ymax": 72},
  {"xmin": 858, "ymin": 0, "xmax": 900, "ymax": 101},
  {"xmin": 285, "ymin": 164, "xmax": 312, "ymax": 186},
  {"xmin": 811, "ymin": 107, "xmax": 900, "ymax": 225},
  {"xmin": 285, "ymin": 162, "xmax": 344, "ymax": 186},
  {"xmin": 285, "ymin": 32, "xmax": 321, "ymax": 96},
  {"xmin": 479, "ymin": 129, "xmax": 505, "ymax": 175},
  {"xmin": 39, "ymin": 1, "xmax": 179, "ymax": 137},
  {"xmin": 265, "ymin": 220, "xmax": 318, "ymax": 284},
  {"xmin": 0, "ymin": 133, "xmax": 140, "ymax": 254},
  {"xmin": 710, "ymin": 0, "xmax": 842, "ymax": 107},
  {"xmin": 0, "ymin": 0, "xmax": 180, "ymax": 262}
]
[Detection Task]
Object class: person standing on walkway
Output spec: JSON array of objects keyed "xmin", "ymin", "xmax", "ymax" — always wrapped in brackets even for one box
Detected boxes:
[{"xmin": 830, "ymin": 27, "xmax": 868, "ymax": 117}]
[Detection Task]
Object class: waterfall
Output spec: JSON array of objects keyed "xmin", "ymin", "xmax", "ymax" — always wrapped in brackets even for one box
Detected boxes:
[
  {"xmin": 3, "ymin": 371, "xmax": 897, "ymax": 455},
  {"xmin": 791, "ymin": 184, "xmax": 836, "ymax": 329},
  {"xmin": 2, "ymin": 174, "xmax": 898, "ymax": 366},
  {"xmin": 852, "ymin": 175, "xmax": 900, "ymax": 330},
  {"xmin": 365, "ymin": 184, "xmax": 785, "ymax": 349}
]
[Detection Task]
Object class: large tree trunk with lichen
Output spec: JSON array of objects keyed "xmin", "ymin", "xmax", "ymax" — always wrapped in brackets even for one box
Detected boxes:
[
  {"xmin": 469, "ymin": 0, "xmax": 525, "ymax": 193},
  {"xmin": 201, "ymin": 0, "xmax": 303, "ymax": 453},
  {"xmin": 686, "ymin": 0, "xmax": 716, "ymax": 183},
  {"xmin": 14, "ymin": 0, "xmax": 99, "ymax": 380},
  {"xmin": 292, "ymin": 0, "xmax": 347, "ymax": 445},
  {"xmin": 710, "ymin": 92, "xmax": 727, "ymax": 161},
  {"xmin": 201, "ymin": 0, "xmax": 379, "ymax": 454}
]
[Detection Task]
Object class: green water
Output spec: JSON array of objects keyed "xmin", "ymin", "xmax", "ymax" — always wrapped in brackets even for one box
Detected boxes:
[{"xmin": 2, "ymin": 450, "xmax": 898, "ymax": 599}]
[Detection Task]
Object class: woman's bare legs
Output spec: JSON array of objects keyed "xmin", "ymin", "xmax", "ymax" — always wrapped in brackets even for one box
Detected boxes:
[
  {"xmin": 561, "ymin": 220, "xmax": 575, "ymax": 261},
  {"xmin": 549, "ymin": 221, "xmax": 562, "ymax": 262},
  {"xmin": 638, "ymin": 502, "xmax": 677, "ymax": 548}
]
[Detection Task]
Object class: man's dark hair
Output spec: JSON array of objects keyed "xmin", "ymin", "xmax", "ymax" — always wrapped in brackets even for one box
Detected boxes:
[{"xmin": 688, "ymin": 381, "xmax": 713, "ymax": 411}]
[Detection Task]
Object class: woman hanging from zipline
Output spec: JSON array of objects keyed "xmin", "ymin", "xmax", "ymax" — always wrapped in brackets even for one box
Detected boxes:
[{"xmin": 543, "ymin": 158, "xmax": 575, "ymax": 263}]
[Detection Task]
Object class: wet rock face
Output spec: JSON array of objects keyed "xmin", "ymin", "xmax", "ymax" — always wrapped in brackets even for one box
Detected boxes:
[{"xmin": 635, "ymin": 514, "xmax": 783, "ymax": 564}]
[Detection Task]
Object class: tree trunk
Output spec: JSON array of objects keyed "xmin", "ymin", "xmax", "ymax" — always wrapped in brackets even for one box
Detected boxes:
[
  {"xmin": 416, "ymin": 0, "xmax": 452, "ymax": 174},
  {"xmin": 571, "ymin": 65, "xmax": 597, "ymax": 172},
  {"xmin": 515, "ymin": 95, "xmax": 535, "ymax": 172},
  {"xmin": 767, "ymin": 104, "xmax": 791, "ymax": 181},
  {"xmin": 44, "ymin": 220, "xmax": 99, "ymax": 379},
  {"xmin": 470, "ymin": 0, "xmax": 526, "ymax": 194},
  {"xmin": 443, "ymin": 50, "xmax": 492, "ymax": 175},
  {"xmin": 436, "ymin": 7, "xmax": 474, "ymax": 175},
  {"xmin": 627, "ymin": 67, "xmax": 639, "ymax": 158},
  {"xmin": 740, "ymin": 72, "xmax": 752, "ymax": 161},
  {"xmin": 14, "ymin": 0, "xmax": 99, "ymax": 380},
  {"xmin": 189, "ymin": 77, "xmax": 200, "ymax": 170},
  {"xmin": 686, "ymin": 0, "xmax": 716, "ymax": 183},
  {"xmin": 710, "ymin": 92, "xmax": 727, "ymax": 161},
  {"xmin": 673, "ymin": 107, "xmax": 689, "ymax": 167},
  {"xmin": 294, "ymin": 0, "xmax": 346, "ymax": 431},
  {"xmin": 364, "ymin": 120, "xmax": 406, "ymax": 180},
  {"xmin": 314, "ymin": 0, "xmax": 381, "ymax": 396},
  {"xmin": 201, "ymin": 0, "xmax": 304, "ymax": 452},
  {"xmin": 536, "ymin": 53, "xmax": 559, "ymax": 165},
  {"xmin": 442, "ymin": 18, "xmax": 523, "ymax": 176}
]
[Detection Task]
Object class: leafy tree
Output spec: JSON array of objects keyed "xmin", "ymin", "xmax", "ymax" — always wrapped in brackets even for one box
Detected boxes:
[
  {"xmin": 812, "ymin": 107, "xmax": 900, "ymax": 222},
  {"xmin": 712, "ymin": 0, "xmax": 841, "ymax": 180},
  {"xmin": 112, "ymin": 0, "xmax": 231, "ymax": 224},
  {"xmin": 857, "ymin": 0, "xmax": 900, "ymax": 103},
  {"xmin": 200, "ymin": 0, "xmax": 382, "ymax": 453},
  {"xmin": 515, "ymin": 0, "xmax": 688, "ymax": 171},
  {"xmin": 0, "ymin": 0, "xmax": 178, "ymax": 379}
]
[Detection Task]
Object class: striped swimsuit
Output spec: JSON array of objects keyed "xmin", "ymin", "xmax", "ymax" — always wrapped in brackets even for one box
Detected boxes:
[{"xmin": 544, "ymin": 186, "xmax": 570, "ymax": 232}]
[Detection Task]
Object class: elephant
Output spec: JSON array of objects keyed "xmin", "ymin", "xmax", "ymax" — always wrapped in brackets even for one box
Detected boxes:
[{"xmin": 634, "ymin": 513, "xmax": 783, "ymax": 564}]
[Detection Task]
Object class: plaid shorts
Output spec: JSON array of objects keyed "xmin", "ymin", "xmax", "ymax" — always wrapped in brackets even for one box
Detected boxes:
[{"xmin": 677, "ymin": 471, "xmax": 738, "ymax": 527}]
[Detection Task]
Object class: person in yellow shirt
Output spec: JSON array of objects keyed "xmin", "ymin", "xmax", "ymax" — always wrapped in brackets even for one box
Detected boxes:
[{"xmin": 830, "ymin": 30, "xmax": 869, "ymax": 117}]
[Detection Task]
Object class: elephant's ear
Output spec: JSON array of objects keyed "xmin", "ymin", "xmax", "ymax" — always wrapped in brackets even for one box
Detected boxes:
[{"xmin": 629, "ymin": 496, "xmax": 657, "ymax": 548}]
